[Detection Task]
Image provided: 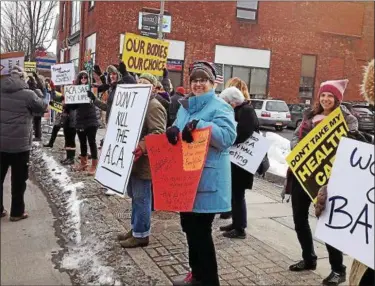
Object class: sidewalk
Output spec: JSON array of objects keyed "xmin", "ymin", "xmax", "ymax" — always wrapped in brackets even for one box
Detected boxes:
[{"xmin": 31, "ymin": 133, "xmax": 352, "ymax": 285}]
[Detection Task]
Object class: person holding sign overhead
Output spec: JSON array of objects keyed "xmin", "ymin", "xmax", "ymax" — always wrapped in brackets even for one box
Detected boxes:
[
  {"xmin": 286, "ymin": 79, "xmax": 358, "ymax": 285},
  {"xmin": 166, "ymin": 61, "xmax": 236, "ymax": 286},
  {"xmin": 219, "ymin": 82, "xmax": 259, "ymax": 239}
]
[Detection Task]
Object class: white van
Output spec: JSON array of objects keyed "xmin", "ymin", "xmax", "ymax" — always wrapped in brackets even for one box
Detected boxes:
[{"xmin": 251, "ymin": 99, "xmax": 291, "ymax": 131}]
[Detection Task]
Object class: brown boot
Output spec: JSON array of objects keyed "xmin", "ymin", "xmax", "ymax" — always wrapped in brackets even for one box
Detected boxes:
[
  {"xmin": 87, "ymin": 159, "xmax": 98, "ymax": 176},
  {"xmin": 73, "ymin": 156, "xmax": 88, "ymax": 172},
  {"xmin": 120, "ymin": 236, "xmax": 149, "ymax": 248},
  {"xmin": 117, "ymin": 229, "xmax": 132, "ymax": 241}
]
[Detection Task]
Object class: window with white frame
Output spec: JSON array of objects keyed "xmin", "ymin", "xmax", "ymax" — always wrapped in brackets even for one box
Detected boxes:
[
  {"xmin": 70, "ymin": 43, "xmax": 80, "ymax": 72},
  {"xmin": 61, "ymin": 2, "xmax": 66, "ymax": 30},
  {"xmin": 60, "ymin": 49, "xmax": 64, "ymax": 63},
  {"xmin": 85, "ymin": 33, "xmax": 96, "ymax": 64},
  {"xmin": 236, "ymin": 0, "xmax": 259, "ymax": 21},
  {"xmin": 215, "ymin": 65, "xmax": 268, "ymax": 98},
  {"xmin": 119, "ymin": 33, "xmax": 125, "ymax": 57},
  {"xmin": 89, "ymin": 0, "xmax": 95, "ymax": 9},
  {"xmin": 71, "ymin": 1, "xmax": 81, "ymax": 35}
]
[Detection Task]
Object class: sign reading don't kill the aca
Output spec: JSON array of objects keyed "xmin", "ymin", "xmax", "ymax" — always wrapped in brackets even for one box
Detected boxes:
[{"xmin": 122, "ymin": 33, "xmax": 169, "ymax": 77}]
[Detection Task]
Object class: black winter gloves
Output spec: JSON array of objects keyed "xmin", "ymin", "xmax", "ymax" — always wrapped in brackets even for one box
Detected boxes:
[
  {"xmin": 166, "ymin": 126, "xmax": 180, "ymax": 145},
  {"xmin": 118, "ymin": 61, "xmax": 127, "ymax": 76},
  {"xmin": 182, "ymin": 120, "xmax": 199, "ymax": 143},
  {"xmin": 87, "ymin": 90, "xmax": 96, "ymax": 101},
  {"xmin": 94, "ymin": 65, "xmax": 102, "ymax": 76},
  {"xmin": 163, "ymin": 68, "xmax": 168, "ymax": 78}
]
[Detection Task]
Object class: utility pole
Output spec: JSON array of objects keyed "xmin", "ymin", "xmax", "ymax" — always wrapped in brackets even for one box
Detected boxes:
[{"xmin": 158, "ymin": 0, "xmax": 165, "ymax": 40}]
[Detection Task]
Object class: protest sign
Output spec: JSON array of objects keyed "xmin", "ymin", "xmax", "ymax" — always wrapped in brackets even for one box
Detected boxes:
[
  {"xmin": 315, "ymin": 137, "xmax": 374, "ymax": 269},
  {"xmin": 230, "ymin": 132, "xmax": 271, "ymax": 174},
  {"xmin": 51, "ymin": 63, "xmax": 75, "ymax": 86},
  {"xmin": 49, "ymin": 101, "xmax": 63, "ymax": 113},
  {"xmin": 286, "ymin": 107, "xmax": 349, "ymax": 203},
  {"xmin": 95, "ymin": 84, "xmax": 152, "ymax": 196},
  {"xmin": 146, "ymin": 128, "xmax": 211, "ymax": 212},
  {"xmin": 122, "ymin": 33, "xmax": 169, "ymax": 76},
  {"xmin": 63, "ymin": 85, "xmax": 97, "ymax": 104},
  {"xmin": 0, "ymin": 51, "xmax": 25, "ymax": 76},
  {"xmin": 24, "ymin": 61, "xmax": 36, "ymax": 73}
]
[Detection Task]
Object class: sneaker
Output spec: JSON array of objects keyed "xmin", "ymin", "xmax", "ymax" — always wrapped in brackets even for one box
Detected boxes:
[
  {"xmin": 1, "ymin": 210, "xmax": 7, "ymax": 218},
  {"xmin": 322, "ymin": 271, "xmax": 346, "ymax": 286},
  {"xmin": 172, "ymin": 272, "xmax": 202, "ymax": 286},
  {"xmin": 105, "ymin": 189, "xmax": 116, "ymax": 196},
  {"xmin": 223, "ymin": 229, "xmax": 246, "ymax": 239},
  {"xmin": 119, "ymin": 236, "xmax": 149, "ymax": 248},
  {"xmin": 117, "ymin": 230, "xmax": 133, "ymax": 241},
  {"xmin": 219, "ymin": 224, "xmax": 234, "ymax": 232},
  {"xmin": 289, "ymin": 260, "xmax": 317, "ymax": 272}
]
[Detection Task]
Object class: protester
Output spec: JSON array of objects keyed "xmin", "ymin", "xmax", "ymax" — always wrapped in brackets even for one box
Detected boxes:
[
  {"xmin": 316, "ymin": 60, "xmax": 374, "ymax": 286},
  {"xmin": 219, "ymin": 84, "xmax": 259, "ymax": 239},
  {"xmin": 0, "ymin": 66, "xmax": 47, "ymax": 220},
  {"xmin": 44, "ymin": 87, "xmax": 64, "ymax": 148},
  {"xmin": 168, "ymin": 86, "xmax": 185, "ymax": 127},
  {"xmin": 116, "ymin": 74, "xmax": 167, "ymax": 249},
  {"xmin": 68, "ymin": 71, "xmax": 99, "ymax": 175},
  {"xmin": 161, "ymin": 68, "xmax": 173, "ymax": 93},
  {"xmin": 285, "ymin": 79, "xmax": 358, "ymax": 285},
  {"xmin": 166, "ymin": 61, "xmax": 236, "ymax": 286},
  {"xmin": 60, "ymin": 96, "xmax": 77, "ymax": 165}
]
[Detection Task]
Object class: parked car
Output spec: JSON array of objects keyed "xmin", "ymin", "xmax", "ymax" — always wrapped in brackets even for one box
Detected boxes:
[
  {"xmin": 287, "ymin": 103, "xmax": 309, "ymax": 129},
  {"xmin": 251, "ymin": 99, "xmax": 291, "ymax": 131},
  {"xmin": 342, "ymin": 102, "xmax": 374, "ymax": 132}
]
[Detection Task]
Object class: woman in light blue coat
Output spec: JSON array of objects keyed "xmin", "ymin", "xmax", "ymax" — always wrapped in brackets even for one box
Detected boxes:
[{"xmin": 166, "ymin": 61, "xmax": 236, "ymax": 286}]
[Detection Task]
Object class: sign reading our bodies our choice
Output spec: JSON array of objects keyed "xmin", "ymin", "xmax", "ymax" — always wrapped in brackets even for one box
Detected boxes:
[
  {"xmin": 63, "ymin": 85, "xmax": 97, "ymax": 104},
  {"xmin": 122, "ymin": 33, "xmax": 169, "ymax": 76},
  {"xmin": 51, "ymin": 63, "xmax": 75, "ymax": 86},
  {"xmin": 230, "ymin": 132, "xmax": 271, "ymax": 174},
  {"xmin": 95, "ymin": 84, "xmax": 152, "ymax": 196},
  {"xmin": 315, "ymin": 138, "xmax": 374, "ymax": 269},
  {"xmin": 286, "ymin": 107, "xmax": 349, "ymax": 203}
]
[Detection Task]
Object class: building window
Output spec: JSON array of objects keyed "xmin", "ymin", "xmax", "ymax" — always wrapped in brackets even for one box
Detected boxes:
[
  {"xmin": 71, "ymin": 1, "xmax": 81, "ymax": 35},
  {"xmin": 89, "ymin": 0, "xmax": 95, "ymax": 9},
  {"xmin": 215, "ymin": 64, "xmax": 268, "ymax": 99},
  {"xmin": 119, "ymin": 34, "xmax": 125, "ymax": 57},
  {"xmin": 70, "ymin": 43, "xmax": 80, "ymax": 73},
  {"xmin": 85, "ymin": 33, "xmax": 96, "ymax": 64},
  {"xmin": 299, "ymin": 55, "xmax": 317, "ymax": 99},
  {"xmin": 60, "ymin": 49, "xmax": 64, "ymax": 63},
  {"xmin": 61, "ymin": 2, "xmax": 66, "ymax": 31},
  {"xmin": 236, "ymin": 0, "xmax": 259, "ymax": 21}
]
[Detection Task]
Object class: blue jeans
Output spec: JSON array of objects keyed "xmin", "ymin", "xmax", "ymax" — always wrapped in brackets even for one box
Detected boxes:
[{"xmin": 127, "ymin": 176, "xmax": 152, "ymax": 238}]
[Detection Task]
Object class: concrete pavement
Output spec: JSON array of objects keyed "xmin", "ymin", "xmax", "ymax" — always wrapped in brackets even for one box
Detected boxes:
[{"xmin": 1, "ymin": 172, "xmax": 71, "ymax": 285}]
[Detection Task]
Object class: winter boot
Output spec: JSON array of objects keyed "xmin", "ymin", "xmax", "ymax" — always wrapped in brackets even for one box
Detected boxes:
[
  {"xmin": 61, "ymin": 149, "xmax": 75, "ymax": 166},
  {"xmin": 73, "ymin": 156, "xmax": 88, "ymax": 172},
  {"xmin": 119, "ymin": 236, "xmax": 149, "ymax": 248},
  {"xmin": 87, "ymin": 159, "xmax": 98, "ymax": 176},
  {"xmin": 117, "ymin": 230, "xmax": 133, "ymax": 241}
]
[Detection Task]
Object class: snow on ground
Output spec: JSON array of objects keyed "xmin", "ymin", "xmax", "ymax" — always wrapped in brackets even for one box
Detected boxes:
[
  {"xmin": 264, "ymin": 132, "xmax": 291, "ymax": 178},
  {"xmin": 33, "ymin": 145, "xmax": 121, "ymax": 285}
]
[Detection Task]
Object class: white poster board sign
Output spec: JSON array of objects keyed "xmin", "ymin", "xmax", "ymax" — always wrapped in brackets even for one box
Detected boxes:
[
  {"xmin": 64, "ymin": 85, "xmax": 90, "ymax": 104},
  {"xmin": 315, "ymin": 137, "xmax": 374, "ymax": 269},
  {"xmin": 229, "ymin": 132, "xmax": 271, "ymax": 174},
  {"xmin": 0, "ymin": 52, "xmax": 25, "ymax": 76},
  {"xmin": 95, "ymin": 84, "xmax": 152, "ymax": 196},
  {"xmin": 51, "ymin": 63, "xmax": 75, "ymax": 86}
]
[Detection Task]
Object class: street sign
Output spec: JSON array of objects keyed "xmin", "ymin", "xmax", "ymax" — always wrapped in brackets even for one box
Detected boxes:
[{"xmin": 141, "ymin": 14, "xmax": 158, "ymax": 39}]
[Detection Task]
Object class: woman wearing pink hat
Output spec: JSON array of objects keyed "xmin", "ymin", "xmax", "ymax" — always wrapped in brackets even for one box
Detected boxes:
[{"xmin": 286, "ymin": 79, "xmax": 358, "ymax": 286}]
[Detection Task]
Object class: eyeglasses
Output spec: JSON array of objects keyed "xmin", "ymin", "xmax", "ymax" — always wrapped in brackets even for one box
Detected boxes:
[
  {"xmin": 191, "ymin": 79, "xmax": 209, "ymax": 84},
  {"xmin": 82, "ymin": 76, "xmax": 88, "ymax": 79}
]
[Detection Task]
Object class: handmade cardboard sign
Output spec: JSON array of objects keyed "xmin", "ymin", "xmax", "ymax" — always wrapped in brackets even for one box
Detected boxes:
[
  {"xmin": 286, "ymin": 107, "xmax": 349, "ymax": 203},
  {"xmin": 122, "ymin": 33, "xmax": 169, "ymax": 76},
  {"xmin": 63, "ymin": 85, "xmax": 97, "ymax": 104},
  {"xmin": 230, "ymin": 132, "xmax": 271, "ymax": 174},
  {"xmin": 0, "ymin": 51, "xmax": 25, "ymax": 76},
  {"xmin": 95, "ymin": 84, "xmax": 152, "ymax": 196},
  {"xmin": 315, "ymin": 137, "xmax": 374, "ymax": 269},
  {"xmin": 24, "ymin": 61, "xmax": 36, "ymax": 73},
  {"xmin": 146, "ymin": 128, "xmax": 211, "ymax": 212},
  {"xmin": 51, "ymin": 63, "xmax": 75, "ymax": 86}
]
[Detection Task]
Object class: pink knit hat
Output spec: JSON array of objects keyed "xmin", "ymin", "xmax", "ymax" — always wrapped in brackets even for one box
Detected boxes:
[{"xmin": 318, "ymin": 79, "xmax": 349, "ymax": 102}]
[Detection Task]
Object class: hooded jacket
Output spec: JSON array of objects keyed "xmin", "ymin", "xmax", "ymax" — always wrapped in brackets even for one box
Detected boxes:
[{"xmin": 0, "ymin": 76, "xmax": 47, "ymax": 152}]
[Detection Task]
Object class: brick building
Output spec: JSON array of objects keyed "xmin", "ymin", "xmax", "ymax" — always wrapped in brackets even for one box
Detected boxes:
[{"xmin": 57, "ymin": 1, "xmax": 374, "ymax": 103}]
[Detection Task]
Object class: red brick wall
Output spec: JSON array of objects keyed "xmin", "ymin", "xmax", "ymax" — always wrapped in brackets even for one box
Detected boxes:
[{"xmin": 57, "ymin": 1, "xmax": 374, "ymax": 103}]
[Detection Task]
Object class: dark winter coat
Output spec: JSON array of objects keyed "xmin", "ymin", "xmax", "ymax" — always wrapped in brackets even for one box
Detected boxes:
[
  {"xmin": 0, "ymin": 76, "xmax": 47, "ymax": 152},
  {"xmin": 284, "ymin": 105, "xmax": 358, "ymax": 196},
  {"xmin": 168, "ymin": 92, "xmax": 184, "ymax": 127},
  {"xmin": 231, "ymin": 101, "xmax": 260, "ymax": 190}
]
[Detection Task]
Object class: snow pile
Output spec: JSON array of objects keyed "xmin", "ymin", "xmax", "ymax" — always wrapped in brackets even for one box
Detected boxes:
[
  {"xmin": 34, "ymin": 148, "xmax": 121, "ymax": 285},
  {"xmin": 264, "ymin": 132, "xmax": 291, "ymax": 178}
]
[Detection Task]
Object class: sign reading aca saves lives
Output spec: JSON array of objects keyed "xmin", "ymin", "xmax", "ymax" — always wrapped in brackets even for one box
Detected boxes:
[
  {"xmin": 315, "ymin": 138, "xmax": 374, "ymax": 269},
  {"xmin": 122, "ymin": 33, "xmax": 169, "ymax": 77},
  {"xmin": 286, "ymin": 107, "xmax": 349, "ymax": 203},
  {"xmin": 95, "ymin": 84, "xmax": 152, "ymax": 196}
]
